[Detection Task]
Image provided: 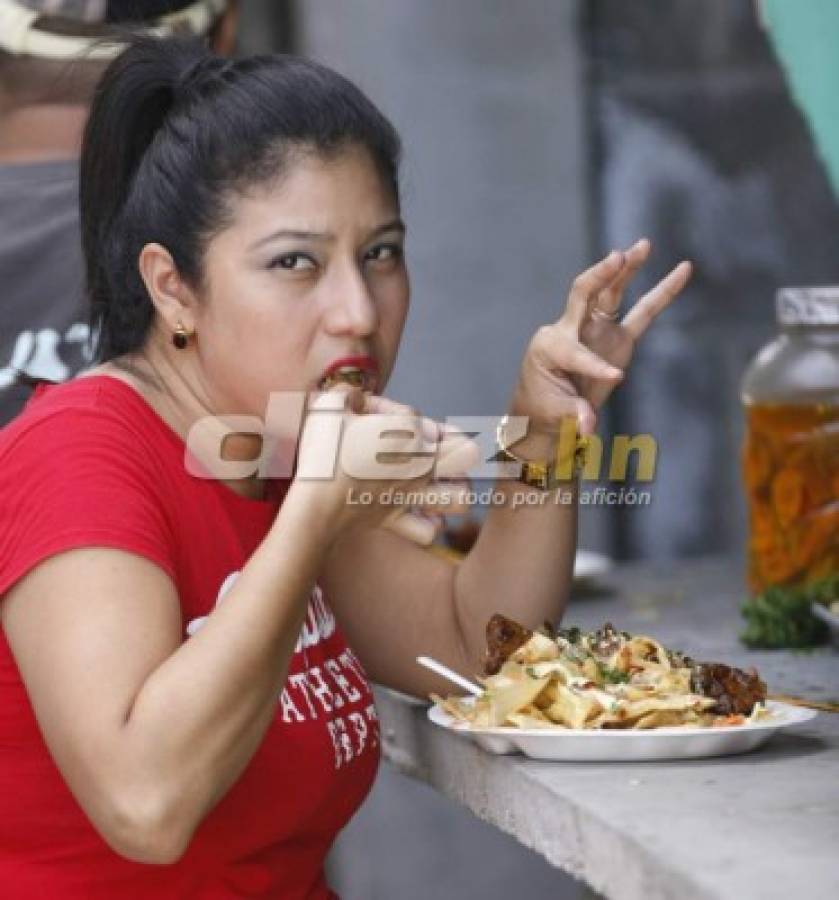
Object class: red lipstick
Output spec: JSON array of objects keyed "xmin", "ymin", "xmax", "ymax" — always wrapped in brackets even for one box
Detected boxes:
[{"xmin": 323, "ymin": 356, "xmax": 379, "ymax": 378}]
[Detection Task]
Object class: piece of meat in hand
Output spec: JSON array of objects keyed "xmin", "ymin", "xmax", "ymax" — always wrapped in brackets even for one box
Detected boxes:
[
  {"xmin": 690, "ymin": 662, "xmax": 767, "ymax": 715},
  {"xmin": 483, "ymin": 614, "xmax": 533, "ymax": 676}
]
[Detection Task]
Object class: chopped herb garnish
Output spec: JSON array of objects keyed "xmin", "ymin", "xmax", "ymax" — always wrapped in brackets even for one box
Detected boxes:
[{"xmin": 598, "ymin": 663, "xmax": 630, "ymax": 684}]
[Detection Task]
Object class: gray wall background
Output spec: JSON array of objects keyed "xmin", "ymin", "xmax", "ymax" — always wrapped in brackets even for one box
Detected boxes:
[
  {"xmin": 590, "ymin": 0, "xmax": 839, "ymax": 561},
  {"xmin": 236, "ymin": 2, "xmax": 839, "ymax": 898}
]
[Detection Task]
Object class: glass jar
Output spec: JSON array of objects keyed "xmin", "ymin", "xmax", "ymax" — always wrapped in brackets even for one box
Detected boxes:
[{"xmin": 741, "ymin": 287, "xmax": 839, "ymax": 594}]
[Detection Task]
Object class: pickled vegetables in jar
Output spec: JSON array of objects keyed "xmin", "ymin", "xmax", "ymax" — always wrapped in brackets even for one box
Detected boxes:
[
  {"xmin": 743, "ymin": 402, "xmax": 839, "ymax": 591},
  {"xmin": 741, "ymin": 288, "xmax": 839, "ymax": 594}
]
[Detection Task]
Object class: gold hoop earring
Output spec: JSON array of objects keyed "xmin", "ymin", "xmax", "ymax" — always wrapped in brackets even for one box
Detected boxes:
[{"xmin": 172, "ymin": 322, "xmax": 190, "ymax": 350}]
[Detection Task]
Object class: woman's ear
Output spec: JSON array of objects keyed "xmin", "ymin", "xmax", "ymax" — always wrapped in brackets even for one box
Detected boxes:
[{"xmin": 138, "ymin": 242, "xmax": 198, "ymax": 334}]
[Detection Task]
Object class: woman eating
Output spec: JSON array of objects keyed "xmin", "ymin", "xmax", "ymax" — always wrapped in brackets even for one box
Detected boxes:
[{"xmin": 0, "ymin": 36, "xmax": 691, "ymax": 899}]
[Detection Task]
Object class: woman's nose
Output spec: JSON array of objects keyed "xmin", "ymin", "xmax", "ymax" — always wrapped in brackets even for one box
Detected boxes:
[{"xmin": 323, "ymin": 267, "xmax": 379, "ymax": 337}]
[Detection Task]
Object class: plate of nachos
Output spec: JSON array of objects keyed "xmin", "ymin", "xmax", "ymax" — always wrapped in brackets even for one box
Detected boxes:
[{"xmin": 428, "ymin": 615, "xmax": 816, "ymax": 760}]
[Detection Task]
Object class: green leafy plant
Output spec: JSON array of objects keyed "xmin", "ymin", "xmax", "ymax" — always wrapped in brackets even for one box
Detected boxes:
[
  {"xmin": 740, "ymin": 576, "xmax": 836, "ymax": 648},
  {"xmin": 808, "ymin": 574, "xmax": 839, "ymax": 609}
]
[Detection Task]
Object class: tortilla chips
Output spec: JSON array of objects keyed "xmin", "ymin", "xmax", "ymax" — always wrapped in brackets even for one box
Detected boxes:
[{"xmin": 432, "ymin": 621, "xmax": 769, "ymax": 731}]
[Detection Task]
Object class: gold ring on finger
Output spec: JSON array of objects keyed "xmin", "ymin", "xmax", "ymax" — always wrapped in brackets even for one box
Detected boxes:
[{"xmin": 590, "ymin": 304, "xmax": 621, "ymax": 322}]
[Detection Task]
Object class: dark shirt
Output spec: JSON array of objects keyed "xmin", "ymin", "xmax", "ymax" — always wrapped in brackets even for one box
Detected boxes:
[{"xmin": 0, "ymin": 159, "xmax": 89, "ymax": 425}]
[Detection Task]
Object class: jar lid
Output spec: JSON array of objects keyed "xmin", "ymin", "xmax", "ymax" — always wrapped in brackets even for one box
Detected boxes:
[{"xmin": 776, "ymin": 287, "xmax": 839, "ymax": 326}]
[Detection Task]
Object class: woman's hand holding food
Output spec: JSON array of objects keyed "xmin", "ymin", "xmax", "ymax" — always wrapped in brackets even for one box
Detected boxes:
[
  {"xmin": 293, "ymin": 385, "xmax": 476, "ymax": 547},
  {"xmin": 508, "ymin": 242, "xmax": 693, "ymax": 457}
]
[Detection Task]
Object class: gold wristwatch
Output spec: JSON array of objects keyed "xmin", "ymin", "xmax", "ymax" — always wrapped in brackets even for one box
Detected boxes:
[{"xmin": 494, "ymin": 414, "xmax": 585, "ymax": 490}]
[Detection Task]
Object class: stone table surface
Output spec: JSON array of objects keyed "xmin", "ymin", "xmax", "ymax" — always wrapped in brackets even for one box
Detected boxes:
[{"xmin": 374, "ymin": 556, "xmax": 839, "ymax": 900}]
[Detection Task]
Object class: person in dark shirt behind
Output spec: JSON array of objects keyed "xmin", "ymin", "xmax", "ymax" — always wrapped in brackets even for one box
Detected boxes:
[{"xmin": 0, "ymin": 0, "xmax": 239, "ymax": 424}]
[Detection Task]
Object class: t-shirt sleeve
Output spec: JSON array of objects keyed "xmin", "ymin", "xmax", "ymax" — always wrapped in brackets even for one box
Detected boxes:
[{"xmin": 0, "ymin": 407, "xmax": 177, "ymax": 599}]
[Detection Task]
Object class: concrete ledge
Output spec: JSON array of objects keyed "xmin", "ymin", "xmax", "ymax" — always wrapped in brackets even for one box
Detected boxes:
[{"xmin": 376, "ymin": 558, "xmax": 839, "ymax": 900}]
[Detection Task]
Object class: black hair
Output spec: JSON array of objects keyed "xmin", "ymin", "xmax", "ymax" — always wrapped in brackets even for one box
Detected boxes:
[{"xmin": 80, "ymin": 37, "xmax": 402, "ymax": 361}]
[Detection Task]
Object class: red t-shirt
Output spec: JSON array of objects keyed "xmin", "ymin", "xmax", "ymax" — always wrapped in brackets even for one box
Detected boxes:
[{"xmin": 0, "ymin": 376, "xmax": 380, "ymax": 899}]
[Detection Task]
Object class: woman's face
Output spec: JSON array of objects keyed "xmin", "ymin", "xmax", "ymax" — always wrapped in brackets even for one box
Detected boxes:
[{"xmin": 192, "ymin": 144, "xmax": 409, "ymax": 419}]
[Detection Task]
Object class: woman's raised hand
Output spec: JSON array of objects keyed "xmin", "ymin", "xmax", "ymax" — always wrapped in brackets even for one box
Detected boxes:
[
  {"xmin": 577, "ymin": 239, "xmax": 692, "ymax": 411},
  {"xmin": 508, "ymin": 242, "xmax": 692, "ymax": 447}
]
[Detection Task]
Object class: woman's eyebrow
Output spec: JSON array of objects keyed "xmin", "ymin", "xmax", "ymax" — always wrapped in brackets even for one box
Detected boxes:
[
  {"xmin": 251, "ymin": 218, "xmax": 405, "ymax": 250},
  {"xmin": 368, "ymin": 218, "xmax": 406, "ymax": 239}
]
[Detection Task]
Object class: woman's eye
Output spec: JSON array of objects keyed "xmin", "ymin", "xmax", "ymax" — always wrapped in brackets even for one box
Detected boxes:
[
  {"xmin": 365, "ymin": 243, "xmax": 403, "ymax": 263},
  {"xmin": 267, "ymin": 253, "xmax": 315, "ymax": 271}
]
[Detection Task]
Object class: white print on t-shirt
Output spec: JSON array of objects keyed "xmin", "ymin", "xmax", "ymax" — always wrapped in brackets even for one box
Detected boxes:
[
  {"xmin": 0, "ymin": 324, "xmax": 91, "ymax": 388},
  {"xmin": 184, "ymin": 574, "xmax": 378, "ymax": 768},
  {"xmin": 326, "ymin": 703, "xmax": 379, "ymax": 769},
  {"xmin": 280, "ymin": 650, "xmax": 379, "ymax": 769},
  {"xmin": 280, "ymin": 648, "xmax": 367, "ymax": 721}
]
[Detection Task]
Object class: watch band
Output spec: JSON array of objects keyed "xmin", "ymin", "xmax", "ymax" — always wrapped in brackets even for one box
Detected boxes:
[{"xmin": 495, "ymin": 415, "xmax": 583, "ymax": 491}]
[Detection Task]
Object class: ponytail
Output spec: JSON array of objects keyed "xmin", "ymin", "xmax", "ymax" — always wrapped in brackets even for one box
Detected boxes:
[
  {"xmin": 80, "ymin": 38, "xmax": 208, "ymax": 360},
  {"xmin": 79, "ymin": 37, "xmax": 402, "ymax": 362}
]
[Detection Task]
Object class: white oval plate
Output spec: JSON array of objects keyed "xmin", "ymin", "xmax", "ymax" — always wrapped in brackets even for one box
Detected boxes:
[{"xmin": 428, "ymin": 700, "xmax": 816, "ymax": 761}]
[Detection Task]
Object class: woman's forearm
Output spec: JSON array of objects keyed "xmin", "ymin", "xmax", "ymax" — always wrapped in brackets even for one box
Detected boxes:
[
  {"xmin": 116, "ymin": 482, "xmax": 336, "ymax": 856},
  {"xmin": 453, "ymin": 470, "xmax": 578, "ymax": 670}
]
